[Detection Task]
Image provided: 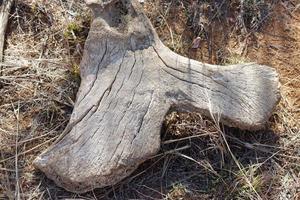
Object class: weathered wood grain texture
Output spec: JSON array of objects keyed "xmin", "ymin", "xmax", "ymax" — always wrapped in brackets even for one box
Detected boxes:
[
  {"xmin": 0, "ymin": 0, "xmax": 13, "ymax": 78},
  {"xmin": 34, "ymin": 0, "xmax": 280, "ymax": 193},
  {"xmin": 0, "ymin": 0, "xmax": 13, "ymax": 61}
]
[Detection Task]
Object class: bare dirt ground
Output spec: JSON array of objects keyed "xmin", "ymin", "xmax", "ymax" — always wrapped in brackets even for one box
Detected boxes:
[{"xmin": 0, "ymin": 0, "xmax": 299, "ymax": 199}]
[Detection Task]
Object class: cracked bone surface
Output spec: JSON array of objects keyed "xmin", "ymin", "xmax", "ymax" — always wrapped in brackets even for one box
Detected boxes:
[{"xmin": 34, "ymin": 0, "xmax": 280, "ymax": 193}]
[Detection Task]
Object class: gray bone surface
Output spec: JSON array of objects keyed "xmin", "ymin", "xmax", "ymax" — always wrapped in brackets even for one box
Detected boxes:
[{"xmin": 34, "ymin": 0, "xmax": 280, "ymax": 193}]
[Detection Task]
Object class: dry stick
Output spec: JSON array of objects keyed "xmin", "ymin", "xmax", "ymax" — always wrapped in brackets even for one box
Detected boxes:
[
  {"xmin": 0, "ymin": 136, "xmax": 58, "ymax": 164},
  {"xmin": 162, "ymin": 132, "xmax": 214, "ymax": 144},
  {"xmin": 6, "ymin": 121, "xmax": 68, "ymax": 147},
  {"xmin": 0, "ymin": 167, "xmax": 17, "ymax": 172},
  {"xmin": 0, "ymin": 0, "xmax": 14, "ymax": 79},
  {"xmin": 11, "ymin": 101, "xmax": 20, "ymax": 200}
]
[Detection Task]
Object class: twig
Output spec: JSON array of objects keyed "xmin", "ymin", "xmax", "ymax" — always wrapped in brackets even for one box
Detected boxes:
[
  {"xmin": 175, "ymin": 152, "xmax": 221, "ymax": 177},
  {"xmin": 0, "ymin": 167, "xmax": 18, "ymax": 172},
  {"xmin": 238, "ymin": 0, "xmax": 248, "ymax": 35},
  {"xmin": 0, "ymin": 136, "xmax": 58, "ymax": 164},
  {"xmin": 11, "ymin": 101, "xmax": 20, "ymax": 200},
  {"xmin": 5, "ymin": 121, "xmax": 67, "ymax": 147},
  {"xmin": 162, "ymin": 133, "xmax": 213, "ymax": 144}
]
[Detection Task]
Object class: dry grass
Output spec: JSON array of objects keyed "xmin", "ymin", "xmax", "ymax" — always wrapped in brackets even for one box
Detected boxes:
[{"xmin": 0, "ymin": 0, "xmax": 300, "ymax": 199}]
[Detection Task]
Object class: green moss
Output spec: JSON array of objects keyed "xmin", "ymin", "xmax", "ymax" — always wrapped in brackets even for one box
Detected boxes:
[
  {"xmin": 70, "ymin": 63, "xmax": 81, "ymax": 83},
  {"xmin": 64, "ymin": 22, "xmax": 83, "ymax": 40}
]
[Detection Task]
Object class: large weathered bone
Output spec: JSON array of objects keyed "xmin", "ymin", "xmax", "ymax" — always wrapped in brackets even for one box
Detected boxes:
[{"xmin": 34, "ymin": 0, "xmax": 280, "ymax": 193}]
